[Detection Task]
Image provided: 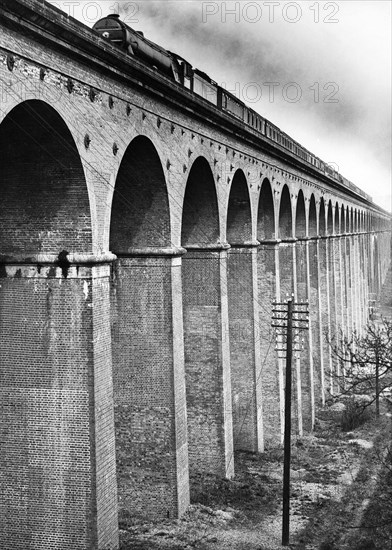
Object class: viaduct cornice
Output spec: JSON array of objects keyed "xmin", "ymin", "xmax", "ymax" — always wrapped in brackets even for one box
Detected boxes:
[{"xmin": 0, "ymin": 0, "xmax": 390, "ymax": 218}]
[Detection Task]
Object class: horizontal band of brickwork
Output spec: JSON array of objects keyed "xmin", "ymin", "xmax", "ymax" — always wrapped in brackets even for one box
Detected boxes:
[
  {"xmin": 184, "ymin": 243, "xmax": 230, "ymax": 251},
  {"xmin": 0, "ymin": 252, "xmax": 117, "ymax": 264},
  {"xmin": 117, "ymin": 247, "xmax": 186, "ymax": 257},
  {"xmin": 229, "ymin": 240, "xmax": 260, "ymax": 248},
  {"xmin": 258, "ymin": 239, "xmax": 281, "ymax": 245},
  {"xmin": 0, "ymin": 263, "xmax": 111, "ymax": 279}
]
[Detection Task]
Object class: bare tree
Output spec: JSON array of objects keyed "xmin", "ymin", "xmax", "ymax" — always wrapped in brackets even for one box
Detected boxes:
[{"xmin": 327, "ymin": 319, "xmax": 392, "ymax": 417}]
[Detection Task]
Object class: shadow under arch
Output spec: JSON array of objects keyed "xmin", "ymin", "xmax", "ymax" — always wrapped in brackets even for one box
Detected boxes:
[
  {"xmin": 319, "ymin": 198, "xmax": 326, "ymax": 236},
  {"xmin": 295, "ymin": 190, "xmax": 306, "ymax": 239},
  {"xmin": 110, "ymin": 135, "xmax": 171, "ymax": 251},
  {"xmin": 327, "ymin": 200, "xmax": 333, "ymax": 235},
  {"xmin": 227, "ymin": 169, "xmax": 252, "ymax": 244},
  {"xmin": 181, "ymin": 156, "xmax": 219, "ymax": 247},
  {"xmin": 0, "ymin": 99, "xmax": 92, "ymax": 254},
  {"xmin": 257, "ymin": 178, "xmax": 275, "ymax": 240},
  {"xmin": 309, "ymin": 194, "xmax": 317, "ymax": 237},
  {"xmin": 334, "ymin": 202, "xmax": 340, "ymax": 234},
  {"xmin": 341, "ymin": 205, "xmax": 346, "ymax": 234},
  {"xmin": 278, "ymin": 184, "xmax": 292, "ymax": 240}
]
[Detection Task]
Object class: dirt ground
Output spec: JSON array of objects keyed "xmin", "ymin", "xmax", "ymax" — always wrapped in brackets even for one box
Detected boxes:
[{"xmin": 118, "ymin": 404, "xmax": 392, "ymax": 550}]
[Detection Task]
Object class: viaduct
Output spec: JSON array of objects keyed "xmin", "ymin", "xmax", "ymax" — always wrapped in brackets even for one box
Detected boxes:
[{"xmin": 0, "ymin": 1, "xmax": 390, "ymax": 548}]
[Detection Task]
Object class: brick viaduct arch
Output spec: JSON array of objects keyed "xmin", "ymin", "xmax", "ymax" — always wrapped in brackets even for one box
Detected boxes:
[{"xmin": 0, "ymin": 11, "xmax": 391, "ymax": 549}]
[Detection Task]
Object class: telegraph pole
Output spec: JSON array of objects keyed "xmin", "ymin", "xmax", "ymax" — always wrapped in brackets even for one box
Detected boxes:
[
  {"xmin": 272, "ymin": 297, "xmax": 309, "ymax": 547},
  {"xmin": 282, "ymin": 298, "xmax": 293, "ymax": 547}
]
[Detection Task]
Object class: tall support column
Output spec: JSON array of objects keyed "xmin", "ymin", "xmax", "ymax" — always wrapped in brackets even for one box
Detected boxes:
[
  {"xmin": 296, "ymin": 238, "xmax": 314, "ymax": 430},
  {"xmin": 111, "ymin": 248, "xmax": 189, "ymax": 520},
  {"xmin": 182, "ymin": 246, "xmax": 234, "ymax": 479},
  {"xmin": 341, "ymin": 234, "xmax": 352, "ymax": 389},
  {"xmin": 366, "ymin": 232, "xmax": 373, "ymax": 307},
  {"xmin": 315, "ymin": 238, "xmax": 325, "ymax": 405},
  {"xmin": 364, "ymin": 232, "xmax": 371, "ymax": 320},
  {"xmin": 336, "ymin": 235, "xmax": 347, "ymax": 388},
  {"xmin": 341, "ymin": 236, "xmax": 350, "ymax": 338},
  {"xmin": 371, "ymin": 232, "xmax": 379, "ymax": 300},
  {"xmin": 337, "ymin": 236, "xmax": 346, "ymax": 338},
  {"xmin": 0, "ymin": 255, "xmax": 119, "ymax": 550},
  {"xmin": 357, "ymin": 233, "xmax": 364, "ymax": 328},
  {"xmin": 369, "ymin": 233, "xmax": 377, "ymax": 297},
  {"xmin": 318, "ymin": 237, "xmax": 332, "ymax": 401},
  {"xmin": 366, "ymin": 232, "xmax": 372, "ymax": 318},
  {"xmin": 375, "ymin": 235, "xmax": 382, "ymax": 295},
  {"xmin": 356, "ymin": 233, "xmax": 363, "ymax": 328},
  {"xmin": 359, "ymin": 233, "xmax": 368, "ymax": 328},
  {"xmin": 328, "ymin": 236, "xmax": 338, "ymax": 394},
  {"xmin": 228, "ymin": 243, "xmax": 263, "ymax": 453},
  {"xmin": 351, "ymin": 234, "xmax": 360, "ymax": 332},
  {"xmin": 347, "ymin": 235, "xmax": 356, "ymax": 334},
  {"xmin": 354, "ymin": 234, "xmax": 363, "ymax": 332},
  {"xmin": 309, "ymin": 238, "xmax": 323, "ymax": 408},
  {"xmin": 257, "ymin": 241, "xmax": 283, "ymax": 446}
]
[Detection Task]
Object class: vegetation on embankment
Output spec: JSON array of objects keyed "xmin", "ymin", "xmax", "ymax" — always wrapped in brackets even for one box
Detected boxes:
[{"xmin": 119, "ymin": 402, "xmax": 392, "ymax": 550}]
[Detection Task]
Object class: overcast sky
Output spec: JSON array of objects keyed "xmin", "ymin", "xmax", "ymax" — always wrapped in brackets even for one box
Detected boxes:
[{"xmin": 49, "ymin": 0, "xmax": 391, "ymax": 212}]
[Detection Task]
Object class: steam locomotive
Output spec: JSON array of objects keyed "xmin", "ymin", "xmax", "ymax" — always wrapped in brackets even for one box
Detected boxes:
[{"xmin": 92, "ymin": 14, "xmax": 369, "ymax": 201}]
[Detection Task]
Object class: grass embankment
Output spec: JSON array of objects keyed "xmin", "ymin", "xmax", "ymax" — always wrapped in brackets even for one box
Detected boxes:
[{"xmin": 119, "ymin": 407, "xmax": 392, "ymax": 550}]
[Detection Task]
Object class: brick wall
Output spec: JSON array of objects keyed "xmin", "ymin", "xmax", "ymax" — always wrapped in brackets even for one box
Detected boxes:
[
  {"xmin": 309, "ymin": 239, "xmax": 322, "ymax": 406},
  {"xmin": 228, "ymin": 248, "xmax": 258, "ymax": 451},
  {"xmin": 182, "ymin": 250, "xmax": 233, "ymax": 479},
  {"xmin": 110, "ymin": 256, "xmax": 188, "ymax": 519},
  {"xmin": 296, "ymin": 240, "xmax": 313, "ymax": 430},
  {"xmin": 257, "ymin": 244, "xmax": 281, "ymax": 446},
  {"xmin": 0, "ymin": 265, "xmax": 117, "ymax": 550}
]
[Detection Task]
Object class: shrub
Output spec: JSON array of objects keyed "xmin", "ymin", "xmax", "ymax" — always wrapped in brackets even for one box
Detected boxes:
[{"xmin": 340, "ymin": 397, "xmax": 371, "ymax": 431}]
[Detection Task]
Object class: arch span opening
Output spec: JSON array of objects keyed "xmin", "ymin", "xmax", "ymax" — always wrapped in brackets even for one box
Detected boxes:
[
  {"xmin": 334, "ymin": 203, "xmax": 339, "ymax": 234},
  {"xmin": 0, "ymin": 100, "xmax": 92, "ymax": 254},
  {"xmin": 227, "ymin": 169, "xmax": 251, "ymax": 244},
  {"xmin": 309, "ymin": 195, "xmax": 317, "ymax": 237},
  {"xmin": 319, "ymin": 198, "xmax": 326, "ymax": 236},
  {"xmin": 295, "ymin": 190, "xmax": 306, "ymax": 238},
  {"xmin": 110, "ymin": 135, "xmax": 171, "ymax": 251},
  {"xmin": 181, "ymin": 156, "xmax": 219, "ymax": 246},
  {"xmin": 341, "ymin": 205, "xmax": 346, "ymax": 234},
  {"xmin": 257, "ymin": 178, "xmax": 275, "ymax": 240},
  {"xmin": 278, "ymin": 185, "xmax": 292, "ymax": 239},
  {"xmin": 327, "ymin": 200, "xmax": 333, "ymax": 235}
]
